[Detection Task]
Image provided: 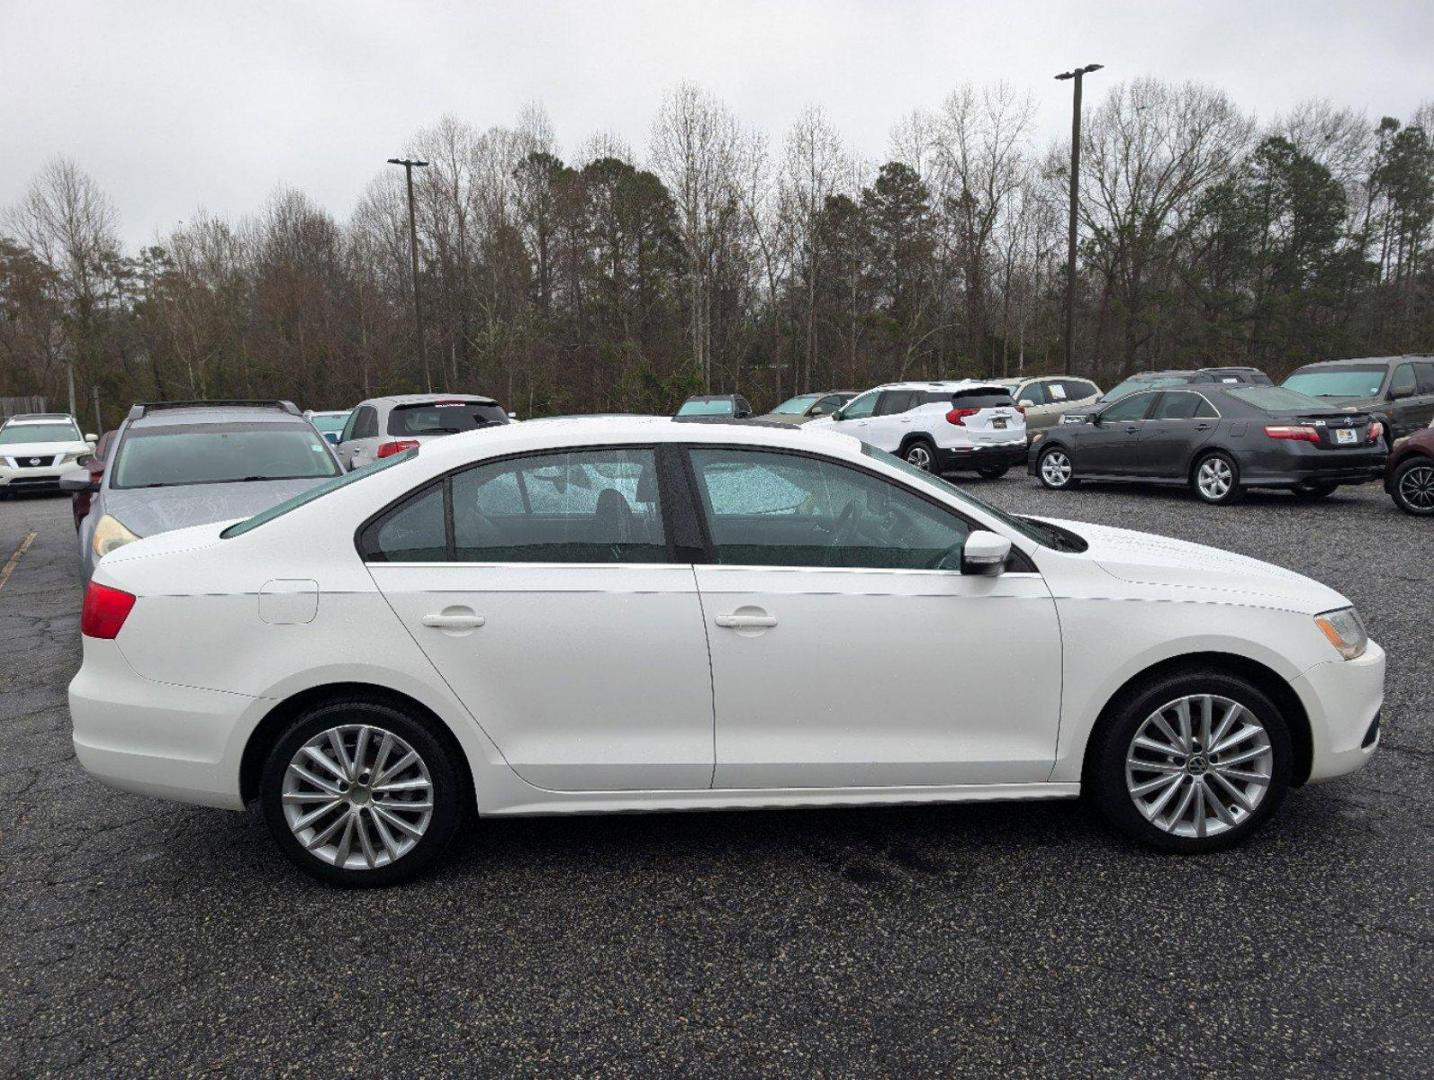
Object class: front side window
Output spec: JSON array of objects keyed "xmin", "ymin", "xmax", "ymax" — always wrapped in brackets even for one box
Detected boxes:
[
  {"xmin": 451, "ymin": 448, "xmax": 667, "ymax": 563},
  {"xmin": 688, "ymin": 448, "xmax": 972, "ymax": 571},
  {"xmin": 112, "ymin": 422, "xmax": 341, "ymax": 489},
  {"xmin": 1017, "ymin": 383, "xmax": 1049, "ymax": 406},
  {"xmin": 840, "ymin": 391, "xmax": 879, "ymax": 419},
  {"xmin": 1390, "ymin": 364, "xmax": 1417, "ymax": 397},
  {"xmin": 1416, "ymin": 364, "xmax": 1434, "ymax": 394},
  {"xmin": 1102, "ymin": 393, "xmax": 1156, "ymax": 422}
]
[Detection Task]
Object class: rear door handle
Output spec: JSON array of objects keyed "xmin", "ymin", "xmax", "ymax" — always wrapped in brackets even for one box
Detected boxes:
[
  {"xmin": 714, "ymin": 613, "xmax": 778, "ymax": 629},
  {"xmin": 421, "ymin": 613, "xmax": 486, "ymax": 629}
]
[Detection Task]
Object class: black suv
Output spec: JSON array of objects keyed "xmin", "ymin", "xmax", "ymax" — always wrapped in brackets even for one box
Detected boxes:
[{"xmin": 1283, "ymin": 356, "xmax": 1434, "ymax": 443}]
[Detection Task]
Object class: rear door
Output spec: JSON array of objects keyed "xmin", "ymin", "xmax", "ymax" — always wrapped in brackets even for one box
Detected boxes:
[
  {"xmin": 867, "ymin": 390, "xmax": 922, "ymax": 451},
  {"xmin": 365, "ymin": 445, "xmax": 716, "ymax": 791},
  {"xmin": 1406, "ymin": 362, "xmax": 1434, "ymax": 433},
  {"xmin": 1138, "ymin": 391, "xmax": 1219, "ymax": 477}
]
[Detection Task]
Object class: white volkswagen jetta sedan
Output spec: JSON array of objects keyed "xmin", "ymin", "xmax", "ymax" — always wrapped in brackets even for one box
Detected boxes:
[{"xmin": 69, "ymin": 417, "xmax": 1383, "ymax": 885}]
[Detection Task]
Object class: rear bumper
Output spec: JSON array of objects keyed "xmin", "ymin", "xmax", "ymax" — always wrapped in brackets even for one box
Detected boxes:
[
  {"xmin": 69, "ymin": 637, "xmax": 254, "ymax": 810},
  {"xmin": 936, "ymin": 440, "xmax": 1027, "ymax": 472},
  {"xmin": 1292, "ymin": 640, "xmax": 1385, "ymax": 783},
  {"xmin": 1241, "ymin": 443, "xmax": 1386, "ymax": 487}
]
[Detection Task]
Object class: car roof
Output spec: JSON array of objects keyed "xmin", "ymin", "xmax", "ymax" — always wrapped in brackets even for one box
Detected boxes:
[
  {"xmin": 683, "ymin": 394, "xmax": 745, "ymax": 401},
  {"xmin": 416, "ymin": 414, "xmax": 866, "ymax": 467},
  {"xmin": 361, "ymin": 393, "xmax": 500, "ymax": 406},
  {"xmin": 1295, "ymin": 356, "xmax": 1433, "ymax": 369},
  {"xmin": 2, "ymin": 413, "xmax": 78, "ymax": 424}
]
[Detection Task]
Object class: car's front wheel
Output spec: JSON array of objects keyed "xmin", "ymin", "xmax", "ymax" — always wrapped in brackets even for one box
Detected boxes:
[
  {"xmin": 1192, "ymin": 451, "xmax": 1244, "ymax": 505},
  {"xmin": 1087, "ymin": 668, "xmax": 1291, "ymax": 853},
  {"xmin": 1390, "ymin": 456, "xmax": 1434, "ymax": 516},
  {"xmin": 1037, "ymin": 446, "xmax": 1078, "ymax": 490},
  {"xmin": 260, "ymin": 699, "xmax": 464, "ymax": 886}
]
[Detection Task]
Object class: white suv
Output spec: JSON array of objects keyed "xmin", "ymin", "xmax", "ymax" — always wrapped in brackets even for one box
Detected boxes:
[
  {"xmin": 0, "ymin": 413, "xmax": 96, "ymax": 496},
  {"xmin": 335, "ymin": 394, "xmax": 510, "ymax": 470},
  {"xmin": 809, "ymin": 382, "xmax": 1026, "ymax": 477}
]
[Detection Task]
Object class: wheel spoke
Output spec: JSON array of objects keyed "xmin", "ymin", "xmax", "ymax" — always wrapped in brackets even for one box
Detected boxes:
[
  {"xmin": 371, "ymin": 803, "xmax": 425, "ymax": 840},
  {"xmin": 1211, "ymin": 771, "xmax": 1255, "ymax": 811},
  {"xmin": 1131, "ymin": 772, "xmax": 1184, "ymax": 797},
  {"xmin": 1211, "ymin": 723, "xmax": 1261, "ymax": 756},
  {"xmin": 1150, "ymin": 714, "xmax": 1185, "ymax": 753},
  {"xmin": 356, "ymin": 812, "xmax": 379, "ymax": 869},
  {"xmin": 1215, "ymin": 767, "xmax": 1269, "ymax": 785},
  {"xmin": 1214, "ymin": 744, "xmax": 1269, "ymax": 769},
  {"xmin": 1203, "ymin": 780, "xmax": 1236, "ymax": 826},
  {"xmin": 1128, "ymin": 758, "xmax": 1183, "ymax": 774},
  {"xmin": 353, "ymin": 726, "xmax": 372, "ymax": 775},
  {"xmin": 1174, "ymin": 699, "xmax": 1194, "ymax": 752},
  {"xmin": 328, "ymin": 730, "xmax": 355, "ymax": 780},
  {"xmin": 1144, "ymin": 774, "xmax": 1185, "ymax": 820},
  {"xmin": 375, "ymin": 749, "xmax": 419, "ymax": 787},
  {"xmin": 1209, "ymin": 702, "xmax": 1240, "ymax": 749},
  {"xmin": 1168, "ymin": 776, "xmax": 1199, "ymax": 828},
  {"xmin": 301, "ymin": 746, "xmax": 347, "ymax": 783},
  {"xmin": 373, "ymin": 777, "xmax": 431, "ymax": 794},
  {"xmin": 288, "ymin": 762, "xmax": 342, "ymax": 796},
  {"xmin": 305, "ymin": 811, "xmax": 348, "ymax": 851},
  {"xmin": 1192, "ymin": 783, "xmax": 1207, "ymax": 838},
  {"xmin": 291, "ymin": 799, "xmax": 343, "ymax": 830},
  {"xmin": 333, "ymin": 812, "xmax": 357, "ymax": 866}
]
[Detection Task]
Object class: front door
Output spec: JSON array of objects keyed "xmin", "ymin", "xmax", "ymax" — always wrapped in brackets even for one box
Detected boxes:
[
  {"xmin": 365, "ymin": 446, "xmax": 715, "ymax": 792},
  {"xmin": 684, "ymin": 446, "xmax": 1063, "ymax": 789},
  {"xmin": 1079, "ymin": 390, "xmax": 1158, "ymax": 474}
]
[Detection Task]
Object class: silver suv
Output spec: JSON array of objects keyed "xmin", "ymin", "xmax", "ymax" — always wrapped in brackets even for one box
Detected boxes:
[
  {"xmin": 993, "ymin": 376, "xmax": 1102, "ymax": 436},
  {"xmin": 63, "ymin": 400, "xmax": 342, "ymax": 581},
  {"xmin": 335, "ymin": 394, "xmax": 510, "ymax": 470}
]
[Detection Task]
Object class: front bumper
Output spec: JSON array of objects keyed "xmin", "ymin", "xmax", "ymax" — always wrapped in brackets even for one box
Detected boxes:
[
  {"xmin": 0, "ymin": 461, "xmax": 71, "ymax": 489},
  {"xmin": 1292, "ymin": 639, "xmax": 1385, "ymax": 783},
  {"xmin": 936, "ymin": 440, "xmax": 1028, "ymax": 473},
  {"xmin": 69, "ymin": 636, "xmax": 256, "ymax": 809}
]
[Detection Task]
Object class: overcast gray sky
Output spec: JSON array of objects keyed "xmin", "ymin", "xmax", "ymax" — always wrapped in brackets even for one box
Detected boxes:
[{"xmin": 4, "ymin": 0, "xmax": 1432, "ymax": 249}]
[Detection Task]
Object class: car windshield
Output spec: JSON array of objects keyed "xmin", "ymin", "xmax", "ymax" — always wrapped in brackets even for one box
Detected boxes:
[
  {"xmin": 389, "ymin": 401, "xmax": 506, "ymax": 435},
  {"xmin": 1102, "ymin": 376, "xmax": 1187, "ymax": 401},
  {"xmin": 677, "ymin": 399, "xmax": 734, "ymax": 416},
  {"xmin": 112, "ymin": 422, "xmax": 341, "ymax": 489},
  {"xmin": 770, "ymin": 394, "xmax": 822, "ymax": 415},
  {"xmin": 860, "ymin": 444, "xmax": 1087, "ymax": 552},
  {"xmin": 1226, "ymin": 386, "xmax": 1330, "ymax": 413},
  {"xmin": 309, "ymin": 413, "xmax": 350, "ymax": 434},
  {"xmin": 0, "ymin": 422, "xmax": 80, "ymax": 444},
  {"xmin": 1282, "ymin": 366, "xmax": 1386, "ymax": 398},
  {"xmin": 221, "ymin": 449, "xmax": 416, "ymax": 537}
]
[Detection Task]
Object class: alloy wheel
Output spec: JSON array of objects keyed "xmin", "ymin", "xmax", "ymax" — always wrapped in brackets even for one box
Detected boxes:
[
  {"xmin": 1040, "ymin": 450, "xmax": 1072, "ymax": 487},
  {"xmin": 1125, "ymin": 694, "xmax": 1273, "ymax": 839},
  {"xmin": 1397, "ymin": 462, "xmax": 1434, "ymax": 512},
  {"xmin": 1196, "ymin": 457, "xmax": 1233, "ymax": 501},
  {"xmin": 281, "ymin": 724, "xmax": 434, "ymax": 870},
  {"xmin": 906, "ymin": 445, "xmax": 932, "ymax": 471}
]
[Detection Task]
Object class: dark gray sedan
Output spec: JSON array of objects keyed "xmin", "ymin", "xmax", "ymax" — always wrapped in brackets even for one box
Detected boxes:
[
  {"xmin": 64, "ymin": 401, "xmax": 343, "ymax": 580},
  {"xmin": 1028, "ymin": 384, "xmax": 1386, "ymax": 505}
]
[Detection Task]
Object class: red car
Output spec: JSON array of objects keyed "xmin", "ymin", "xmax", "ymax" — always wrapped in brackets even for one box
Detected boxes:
[
  {"xmin": 1385, "ymin": 424, "xmax": 1434, "ymax": 515},
  {"xmin": 70, "ymin": 430, "xmax": 113, "ymax": 529}
]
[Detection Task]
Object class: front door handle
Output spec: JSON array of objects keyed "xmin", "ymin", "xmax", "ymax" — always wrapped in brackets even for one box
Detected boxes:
[
  {"xmin": 714, "ymin": 613, "xmax": 778, "ymax": 629},
  {"xmin": 421, "ymin": 613, "xmax": 486, "ymax": 629}
]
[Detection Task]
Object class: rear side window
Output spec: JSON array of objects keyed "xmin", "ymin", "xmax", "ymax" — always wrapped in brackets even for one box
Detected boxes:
[
  {"xmin": 352, "ymin": 407, "xmax": 379, "ymax": 440},
  {"xmin": 1153, "ymin": 392, "xmax": 1217, "ymax": 420},
  {"xmin": 389, "ymin": 401, "xmax": 506, "ymax": 436},
  {"xmin": 1417, "ymin": 364, "xmax": 1434, "ymax": 394},
  {"xmin": 368, "ymin": 483, "xmax": 447, "ymax": 561},
  {"xmin": 875, "ymin": 390, "xmax": 920, "ymax": 415}
]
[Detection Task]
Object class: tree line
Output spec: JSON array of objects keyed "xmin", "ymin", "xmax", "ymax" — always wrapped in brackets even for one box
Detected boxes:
[{"xmin": 2, "ymin": 80, "xmax": 1431, "ymax": 429}]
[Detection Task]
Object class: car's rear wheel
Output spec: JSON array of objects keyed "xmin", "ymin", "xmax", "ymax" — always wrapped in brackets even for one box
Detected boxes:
[
  {"xmin": 1037, "ymin": 446, "xmax": 1078, "ymax": 490},
  {"xmin": 903, "ymin": 438, "xmax": 937, "ymax": 473},
  {"xmin": 1192, "ymin": 451, "xmax": 1244, "ymax": 505},
  {"xmin": 1390, "ymin": 457, "xmax": 1434, "ymax": 516},
  {"xmin": 1292, "ymin": 481, "xmax": 1338, "ymax": 500},
  {"xmin": 260, "ymin": 699, "xmax": 463, "ymax": 887},
  {"xmin": 976, "ymin": 464, "xmax": 1010, "ymax": 480},
  {"xmin": 1087, "ymin": 668, "xmax": 1291, "ymax": 853}
]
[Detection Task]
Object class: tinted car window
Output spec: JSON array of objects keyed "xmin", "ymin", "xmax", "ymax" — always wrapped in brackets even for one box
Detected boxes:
[
  {"xmin": 1153, "ymin": 392, "xmax": 1208, "ymax": 420},
  {"xmin": 813, "ymin": 394, "xmax": 849, "ymax": 415},
  {"xmin": 1102, "ymin": 393, "xmax": 1156, "ymax": 422},
  {"xmin": 926, "ymin": 389, "xmax": 1017, "ymax": 409},
  {"xmin": 840, "ymin": 392, "xmax": 879, "ymax": 419},
  {"xmin": 1417, "ymin": 364, "xmax": 1434, "ymax": 394},
  {"xmin": 367, "ymin": 483, "xmax": 448, "ymax": 562},
  {"xmin": 689, "ymin": 448, "xmax": 971, "ymax": 571},
  {"xmin": 450, "ymin": 448, "xmax": 666, "ymax": 563},
  {"xmin": 112, "ymin": 422, "xmax": 341, "ymax": 489},
  {"xmin": 352, "ymin": 406, "xmax": 379, "ymax": 439},
  {"xmin": 389, "ymin": 401, "xmax": 506, "ymax": 435},
  {"xmin": 1057, "ymin": 379, "xmax": 1098, "ymax": 401},
  {"xmin": 875, "ymin": 390, "xmax": 919, "ymax": 416}
]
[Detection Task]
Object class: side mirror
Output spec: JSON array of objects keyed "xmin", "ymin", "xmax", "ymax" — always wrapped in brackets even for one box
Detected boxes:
[
  {"xmin": 508, "ymin": 411, "xmax": 519, "ymax": 420},
  {"xmin": 59, "ymin": 468, "xmax": 100, "ymax": 494},
  {"xmin": 961, "ymin": 531, "xmax": 1012, "ymax": 575},
  {"xmin": 84, "ymin": 432, "xmax": 98, "ymax": 443},
  {"xmin": 1018, "ymin": 399, "xmax": 1035, "ymax": 409}
]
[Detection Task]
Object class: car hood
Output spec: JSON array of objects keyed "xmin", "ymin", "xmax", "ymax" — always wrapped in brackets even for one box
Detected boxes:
[
  {"xmin": 1032, "ymin": 517, "xmax": 1348, "ymax": 614},
  {"xmin": 0, "ymin": 440, "xmax": 91, "ymax": 458},
  {"xmin": 102, "ymin": 477, "xmax": 330, "ymax": 538}
]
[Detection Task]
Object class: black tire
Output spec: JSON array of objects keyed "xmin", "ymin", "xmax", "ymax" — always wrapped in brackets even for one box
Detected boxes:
[
  {"xmin": 1292, "ymin": 481, "xmax": 1338, "ymax": 500},
  {"xmin": 1036, "ymin": 445, "xmax": 1079, "ymax": 490},
  {"xmin": 902, "ymin": 438, "xmax": 938, "ymax": 473},
  {"xmin": 1191, "ymin": 451, "xmax": 1244, "ymax": 505},
  {"xmin": 260, "ymin": 698, "xmax": 464, "ymax": 887},
  {"xmin": 1390, "ymin": 456, "xmax": 1434, "ymax": 516},
  {"xmin": 1085, "ymin": 666, "xmax": 1291, "ymax": 854},
  {"xmin": 976, "ymin": 464, "xmax": 1010, "ymax": 480}
]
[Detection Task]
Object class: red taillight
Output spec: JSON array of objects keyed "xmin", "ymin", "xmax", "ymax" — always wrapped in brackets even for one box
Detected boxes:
[
  {"xmin": 946, "ymin": 407, "xmax": 979, "ymax": 426},
  {"xmin": 376, "ymin": 439, "xmax": 419, "ymax": 459},
  {"xmin": 81, "ymin": 582, "xmax": 136, "ymax": 639},
  {"xmin": 1368, "ymin": 420, "xmax": 1384, "ymax": 444},
  {"xmin": 1264, "ymin": 425, "xmax": 1320, "ymax": 443},
  {"xmin": 1016, "ymin": 405, "xmax": 1027, "ymax": 416}
]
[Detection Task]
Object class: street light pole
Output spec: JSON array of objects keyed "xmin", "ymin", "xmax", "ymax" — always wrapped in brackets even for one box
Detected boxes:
[
  {"xmin": 1054, "ymin": 63, "xmax": 1102, "ymax": 373},
  {"xmin": 387, "ymin": 157, "xmax": 432, "ymax": 393}
]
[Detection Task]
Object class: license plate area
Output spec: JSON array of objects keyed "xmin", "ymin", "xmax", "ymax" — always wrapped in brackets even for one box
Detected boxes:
[
  {"xmin": 992, "ymin": 418, "xmax": 1007, "ymax": 429},
  {"xmin": 1335, "ymin": 428, "xmax": 1357, "ymax": 445}
]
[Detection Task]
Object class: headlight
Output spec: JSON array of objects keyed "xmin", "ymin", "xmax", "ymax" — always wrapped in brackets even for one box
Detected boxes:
[
  {"xmin": 1315, "ymin": 607, "xmax": 1367, "ymax": 661},
  {"xmin": 92, "ymin": 514, "xmax": 140, "ymax": 558}
]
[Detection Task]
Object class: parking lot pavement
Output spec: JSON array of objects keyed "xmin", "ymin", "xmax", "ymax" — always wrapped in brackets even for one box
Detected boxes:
[{"xmin": 0, "ymin": 481, "xmax": 1429, "ymax": 1077}]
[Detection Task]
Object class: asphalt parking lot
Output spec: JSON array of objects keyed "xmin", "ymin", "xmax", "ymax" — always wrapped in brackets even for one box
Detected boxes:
[{"xmin": 1, "ymin": 480, "xmax": 1429, "ymax": 1078}]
